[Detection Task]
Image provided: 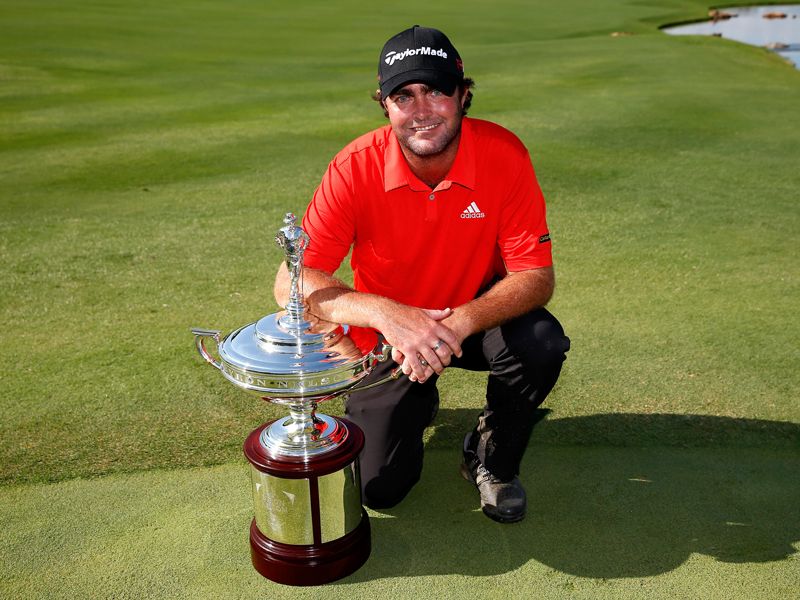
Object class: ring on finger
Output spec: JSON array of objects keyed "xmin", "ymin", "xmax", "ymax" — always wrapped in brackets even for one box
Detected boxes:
[
  {"xmin": 419, "ymin": 358, "xmax": 429, "ymax": 367},
  {"xmin": 432, "ymin": 340, "xmax": 444, "ymax": 352}
]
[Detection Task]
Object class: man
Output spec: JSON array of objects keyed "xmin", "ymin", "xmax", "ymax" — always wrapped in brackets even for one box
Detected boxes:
[{"xmin": 274, "ymin": 25, "xmax": 569, "ymax": 523}]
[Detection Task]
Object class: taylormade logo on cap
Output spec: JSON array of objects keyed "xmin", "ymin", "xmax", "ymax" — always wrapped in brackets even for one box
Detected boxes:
[
  {"xmin": 384, "ymin": 47, "xmax": 448, "ymax": 66},
  {"xmin": 378, "ymin": 26, "xmax": 463, "ymax": 97}
]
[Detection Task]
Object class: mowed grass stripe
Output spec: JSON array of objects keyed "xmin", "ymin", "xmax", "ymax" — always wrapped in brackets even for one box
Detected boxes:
[{"xmin": 1, "ymin": 0, "xmax": 799, "ymax": 486}]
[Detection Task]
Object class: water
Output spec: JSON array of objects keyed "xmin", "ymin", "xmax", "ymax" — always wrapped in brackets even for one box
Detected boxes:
[{"xmin": 662, "ymin": 5, "xmax": 800, "ymax": 69}]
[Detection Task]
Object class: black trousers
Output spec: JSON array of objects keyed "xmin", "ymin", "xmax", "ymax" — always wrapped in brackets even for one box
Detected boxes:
[{"xmin": 345, "ymin": 307, "xmax": 570, "ymax": 509}]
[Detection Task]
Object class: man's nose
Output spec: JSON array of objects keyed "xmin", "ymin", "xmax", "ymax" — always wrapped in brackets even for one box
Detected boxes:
[{"xmin": 413, "ymin": 94, "xmax": 433, "ymax": 118}]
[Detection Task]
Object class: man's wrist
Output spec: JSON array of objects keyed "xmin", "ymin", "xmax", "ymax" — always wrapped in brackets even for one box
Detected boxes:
[
  {"xmin": 369, "ymin": 295, "xmax": 400, "ymax": 333},
  {"xmin": 445, "ymin": 307, "xmax": 477, "ymax": 342}
]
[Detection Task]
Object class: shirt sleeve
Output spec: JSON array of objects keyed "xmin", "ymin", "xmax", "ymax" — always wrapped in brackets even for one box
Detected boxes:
[
  {"xmin": 301, "ymin": 157, "xmax": 356, "ymax": 275},
  {"xmin": 497, "ymin": 150, "xmax": 553, "ymax": 272}
]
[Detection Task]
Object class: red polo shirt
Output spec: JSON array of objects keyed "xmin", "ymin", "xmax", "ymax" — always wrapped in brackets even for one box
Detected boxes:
[{"xmin": 302, "ymin": 117, "xmax": 552, "ymax": 309}]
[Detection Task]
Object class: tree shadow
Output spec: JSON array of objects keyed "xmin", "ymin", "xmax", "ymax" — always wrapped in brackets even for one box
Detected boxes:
[{"xmin": 347, "ymin": 411, "xmax": 800, "ymax": 581}]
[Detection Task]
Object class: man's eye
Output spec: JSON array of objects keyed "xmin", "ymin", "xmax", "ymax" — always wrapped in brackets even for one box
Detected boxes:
[
  {"xmin": 430, "ymin": 89, "xmax": 443, "ymax": 97},
  {"xmin": 394, "ymin": 95, "xmax": 410, "ymax": 104}
]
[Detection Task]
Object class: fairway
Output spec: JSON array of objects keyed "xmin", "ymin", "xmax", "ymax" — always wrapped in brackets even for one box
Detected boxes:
[{"xmin": 1, "ymin": 0, "xmax": 798, "ymax": 598}]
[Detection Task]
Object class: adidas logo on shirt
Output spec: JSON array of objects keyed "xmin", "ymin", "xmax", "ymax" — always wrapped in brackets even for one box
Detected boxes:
[{"xmin": 460, "ymin": 201, "xmax": 485, "ymax": 219}]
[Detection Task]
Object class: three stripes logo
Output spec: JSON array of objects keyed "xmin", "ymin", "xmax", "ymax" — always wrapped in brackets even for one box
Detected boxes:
[{"xmin": 460, "ymin": 201, "xmax": 485, "ymax": 219}]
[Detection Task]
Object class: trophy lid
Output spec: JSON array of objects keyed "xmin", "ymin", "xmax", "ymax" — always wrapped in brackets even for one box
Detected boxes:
[
  {"xmin": 212, "ymin": 213, "xmax": 382, "ymax": 399},
  {"xmin": 218, "ymin": 314, "xmax": 378, "ymax": 375}
]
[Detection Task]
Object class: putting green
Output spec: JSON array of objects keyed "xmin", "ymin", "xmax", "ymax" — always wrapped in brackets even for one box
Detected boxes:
[{"xmin": 2, "ymin": 446, "xmax": 797, "ymax": 599}]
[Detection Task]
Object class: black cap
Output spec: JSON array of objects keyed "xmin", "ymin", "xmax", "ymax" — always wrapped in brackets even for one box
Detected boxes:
[{"xmin": 378, "ymin": 25, "xmax": 464, "ymax": 97}]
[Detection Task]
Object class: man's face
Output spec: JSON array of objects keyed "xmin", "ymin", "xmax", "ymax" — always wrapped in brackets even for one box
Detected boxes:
[{"xmin": 384, "ymin": 82, "xmax": 467, "ymax": 158}]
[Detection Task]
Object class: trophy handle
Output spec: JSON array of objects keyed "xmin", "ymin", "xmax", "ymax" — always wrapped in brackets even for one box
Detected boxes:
[
  {"xmin": 191, "ymin": 328, "xmax": 223, "ymax": 370},
  {"xmin": 377, "ymin": 341, "xmax": 392, "ymax": 362},
  {"xmin": 349, "ymin": 366, "xmax": 403, "ymax": 393},
  {"xmin": 348, "ymin": 342, "xmax": 403, "ymax": 393}
]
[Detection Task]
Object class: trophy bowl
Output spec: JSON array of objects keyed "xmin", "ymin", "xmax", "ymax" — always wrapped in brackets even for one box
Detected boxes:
[
  {"xmin": 192, "ymin": 314, "xmax": 389, "ymax": 402},
  {"xmin": 192, "ymin": 316, "xmax": 393, "ymax": 457},
  {"xmin": 192, "ymin": 213, "xmax": 398, "ymax": 585}
]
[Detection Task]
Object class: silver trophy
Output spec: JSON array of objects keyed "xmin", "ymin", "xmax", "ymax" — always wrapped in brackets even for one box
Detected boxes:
[{"xmin": 192, "ymin": 213, "xmax": 397, "ymax": 585}]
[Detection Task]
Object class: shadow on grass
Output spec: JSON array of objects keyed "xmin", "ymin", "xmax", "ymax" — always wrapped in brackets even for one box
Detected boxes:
[{"xmin": 349, "ymin": 411, "xmax": 800, "ymax": 581}]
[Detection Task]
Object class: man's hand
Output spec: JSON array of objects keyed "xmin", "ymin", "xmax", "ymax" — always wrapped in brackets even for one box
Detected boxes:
[
  {"xmin": 275, "ymin": 262, "xmax": 554, "ymax": 384},
  {"xmin": 392, "ymin": 267, "xmax": 556, "ymax": 382},
  {"xmin": 276, "ymin": 263, "xmax": 463, "ymax": 383},
  {"xmin": 379, "ymin": 306, "xmax": 463, "ymax": 383}
]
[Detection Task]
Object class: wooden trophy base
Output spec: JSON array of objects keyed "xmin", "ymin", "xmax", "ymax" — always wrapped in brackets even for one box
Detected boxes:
[
  {"xmin": 244, "ymin": 418, "xmax": 371, "ymax": 586},
  {"xmin": 249, "ymin": 510, "xmax": 371, "ymax": 586}
]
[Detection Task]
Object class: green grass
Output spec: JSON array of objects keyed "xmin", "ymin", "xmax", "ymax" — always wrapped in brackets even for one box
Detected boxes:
[
  {"xmin": 2, "ymin": 0, "xmax": 798, "ymax": 486},
  {"xmin": 1, "ymin": 0, "xmax": 799, "ymax": 596},
  {"xmin": 2, "ymin": 447, "xmax": 798, "ymax": 599}
]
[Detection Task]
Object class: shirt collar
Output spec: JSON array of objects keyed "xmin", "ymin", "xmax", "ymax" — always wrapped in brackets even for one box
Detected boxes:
[{"xmin": 383, "ymin": 117, "xmax": 476, "ymax": 193}]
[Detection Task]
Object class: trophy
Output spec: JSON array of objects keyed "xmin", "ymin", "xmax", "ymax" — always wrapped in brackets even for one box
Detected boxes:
[{"xmin": 192, "ymin": 213, "xmax": 398, "ymax": 586}]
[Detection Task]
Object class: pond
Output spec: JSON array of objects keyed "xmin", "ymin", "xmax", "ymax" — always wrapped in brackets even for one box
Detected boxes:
[{"xmin": 662, "ymin": 5, "xmax": 800, "ymax": 69}]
